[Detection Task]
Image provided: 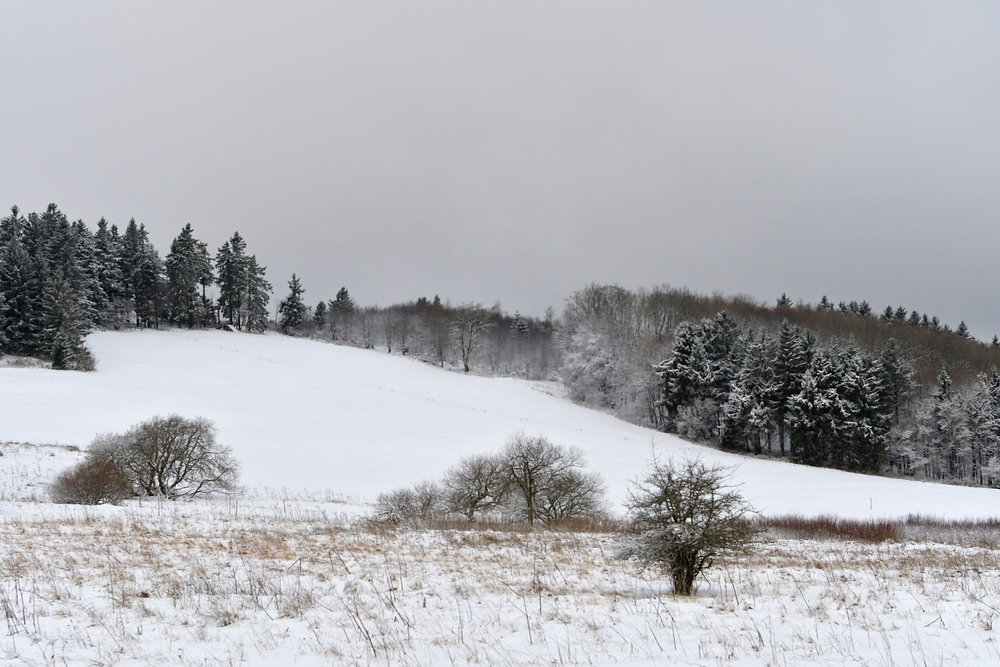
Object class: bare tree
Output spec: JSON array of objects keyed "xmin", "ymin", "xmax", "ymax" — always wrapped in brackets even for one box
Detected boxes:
[
  {"xmin": 453, "ymin": 303, "xmax": 496, "ymax": 372},
  {"xmin": 88, "ymin": 415, "xmax": 240, "ymax": 498},
  {"xmin": 442, "ymin": 453, "xmax": 509, "ymax": 519},
  {"xmin": 617, "ymin": 458, "xmax": 758, "ymax": 595},
  {"xmin": 501, "ymin": 433, "xmax": 606, "ymax": 525}
]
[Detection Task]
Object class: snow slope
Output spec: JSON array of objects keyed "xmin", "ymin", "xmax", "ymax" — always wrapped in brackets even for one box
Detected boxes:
[{"xmin": 1, "ymin": 329, "xmax": 998, "ymax": 518}]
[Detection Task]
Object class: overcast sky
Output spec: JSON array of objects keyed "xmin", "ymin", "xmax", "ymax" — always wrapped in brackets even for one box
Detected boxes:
[{"xmin": 3, "ymin": 2, "xmax": 999, "ymax": 336}]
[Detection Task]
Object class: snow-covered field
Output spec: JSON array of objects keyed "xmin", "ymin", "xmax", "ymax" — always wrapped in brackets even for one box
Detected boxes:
[
  {"xmin": 2, "ymin": 329, "xmax": 999, "ymax": 518},
  {"xmin": 4, "ymin": 330, "xmax": 1000, "ymax": 666},
  {"xmin": 3, "ymin": 499, "xmax": 1000, "ymax": 666}
]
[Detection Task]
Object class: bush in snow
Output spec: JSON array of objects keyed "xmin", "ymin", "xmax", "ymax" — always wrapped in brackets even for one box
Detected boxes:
[
  {"xmin": 378, "ymin": 434, "xmax": 607, "ymax": 527},
  {"xmin": 617, "ymin": 457, "xmax": 758, "ymax": 595},
  {"xmin": 374, "ymin": 480, "xmax": 443, "ymax": 523},
  {"xmin": 87, "ymin": 415, "xmax": 240, "ymax": 498},
  {"xmin": 49, "ymin": 459, "xmax": 131, "ymax": 505}
]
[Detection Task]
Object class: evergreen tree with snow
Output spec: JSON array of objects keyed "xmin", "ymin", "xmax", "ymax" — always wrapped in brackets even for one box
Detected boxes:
[
  {"xmin": 772, "ymin": 319, "xmax": 811, "ymax": 456},
  {"xmin": 166, "ymin": 224, "xmax": 213, "ymax": 327},
  {"xmin": 243, "ymin": 255, "xmax": 272, "ymax": 333},
  {"xmin": 0, "ymin": 211, "xmax": 43, "ymax": 354},
  {"xmin": 312, "ymin": 300, "xmax": 327, "ymax": 330},
  {"xmin": 722, "ymin": 330, "xmax": 776, "ymax": 454},
  {"xmin": 878, "ymin": 338, "xmax": 915, "ymax": 422},
  {"xmin": 332, "ymin": 287, "xmax": 354, "ymax": 314},
  {"xmin": 215, "ymin": 232, "xmax": 248, "ymax": 328},
  {"xmin": 44, "ymin": 272, "xmax": 89, "ymax": 369},
  {"xmin": 92, "ymin": 219, "xmax": 127, "ymax": 326},
  {"xmin": 278, "ymin": 274, "xmax": 307, "ymax": 332}
]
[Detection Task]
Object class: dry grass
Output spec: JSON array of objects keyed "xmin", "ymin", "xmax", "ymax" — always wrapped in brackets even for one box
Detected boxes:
[
  {"xmin": 3, "ymin": 499, "xmax": 1000, "ymax": 665},
  {"xmin": 763, "ymin": 514, "xmax": 1000, "ymax": 546}
]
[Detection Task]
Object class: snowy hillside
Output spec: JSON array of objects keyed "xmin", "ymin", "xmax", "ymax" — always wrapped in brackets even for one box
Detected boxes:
[{"xmin": 2, "ymin": 329, "xmax": 998, "ymax": 518}]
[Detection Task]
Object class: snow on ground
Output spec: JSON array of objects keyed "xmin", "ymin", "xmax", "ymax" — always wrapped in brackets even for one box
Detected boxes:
[
  {"xmin": 1, "ymin": 328, "xmax": 998, "ymax": 518},
  {"xmin": 3, "ymin": 500, "xmax": 1000, "ymax": 667}
]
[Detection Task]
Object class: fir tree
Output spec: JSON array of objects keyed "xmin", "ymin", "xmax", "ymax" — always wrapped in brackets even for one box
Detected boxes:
[
  {"xmin": 44, "ymin": 272, "xmax": 89, "ymax": 369},
  {"xmin": 878, "ymin": 338, "xmax": 915, "ymax": 422},
  {"xmin": 722, "ymin": 330, "xmax": 776, "ymax": 454},
  {"xmin": 93, "ymin": 219, "xmax": 127, "ymax": 326},
  {"xmin": 278, "ymin": 274, "xmax": 307, "ymax": 332},
  {"xmin": 312, "ymin": 300, "xmax": 327, "ymax": 330},
  {"xmin": 0, "ymin": 229, "xmax": 42, "ymax": 354},
  {"xmin": 333, "ymin": 287, "xmax": 354, "ymax": 313},
  {"xmin": 165, "ymin": 224, "xmax": 212, "ymax": 327},
  {"xmin": 215, "ymin": 232, "xmax": 248, "ymax": 328},
  {"xmin": 772, "ymin": 319, "xmax": 810, "ymax": 456},
  {"xmin": 243, "ymin": 255, "xmax": 272, "ymax": 333}
]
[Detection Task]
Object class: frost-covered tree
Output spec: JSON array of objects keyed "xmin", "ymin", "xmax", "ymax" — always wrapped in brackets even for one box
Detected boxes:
[
  {"xmin": 0, "ymin": 221, "xmax": 42, "ymax": 354},
  {"xmin": 243, "ymin": 255, "xmax": 272, "ymax": 333},
  {"xmin": 617, "ymin": 458, "xmax": 758, "ymax": 595},
  {"xmin": 722, "ymin": 330, "xmax": 775, "ymax": 454}
]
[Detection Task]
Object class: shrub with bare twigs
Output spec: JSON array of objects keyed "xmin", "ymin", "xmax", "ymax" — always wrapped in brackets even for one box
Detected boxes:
[{"xmin": 49, "ymin": 459, "xmax": 131, "ymax": 505}]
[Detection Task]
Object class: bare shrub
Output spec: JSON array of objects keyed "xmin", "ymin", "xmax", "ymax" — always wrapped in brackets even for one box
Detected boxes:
[
  {"xmin": 617, "ymin": 457, "xmax": 759, "ymax": 595},
  {"xmin": 501, "ymin": 433, "xmax": 606, "ymax": 526},
  {"xmin": 87, "ymin": 415, "xmax": 240, "ymax": 498},
  {"xmin": 442, "ymin": 453, "xmax": 509, "ymax": 519},
  {"xmin": 49, "ymin": 459, "xmax": 130, "ymax": 505},
  {"xmin": 374, "ymin": 480, "xmax": 443, "ymax": 523}
]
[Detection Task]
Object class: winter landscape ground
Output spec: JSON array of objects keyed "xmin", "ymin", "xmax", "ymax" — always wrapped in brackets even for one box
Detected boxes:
[{"xmin": 3, "ymin": 330, "xmax": 1000, "ymax": 666}]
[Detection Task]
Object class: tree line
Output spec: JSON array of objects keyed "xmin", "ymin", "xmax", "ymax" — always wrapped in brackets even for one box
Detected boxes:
[
  {"xmin": 0, "ymin": 204, "xmax": 272, "ymax": 367},
  {"xmin": 562, "ymin": 284, "xmax": 1000, "ymax": 487}
]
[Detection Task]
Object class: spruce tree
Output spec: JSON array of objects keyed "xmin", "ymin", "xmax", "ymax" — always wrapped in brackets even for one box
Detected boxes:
[
  {"xmin": 312, "ymin": 300, "xmax": 327, "ymax": 330},
  {"xmin": 0, "ymin": 225, "xmax": 43, "ymax": 354},
  {"xmin": 166, "ymin": 224, "xmax": 212, "ymax": 327},
  {"xmin": 215, "ymin": 232, "xmax": 248, "ymax": 328},
  {"xmin": 878, "ymin": 338, "xmax": 915, "ymax": 422},
  {"xmin": 243, "ymin": 255, "xmax": 272, "ymax": 333},
  {"xmin": 278, "ymin": 274, "xmax": 307, "ymax": 332},
  {"xmin": 93, "ymin": 219, "xmax": 126, "ymax": 326}
]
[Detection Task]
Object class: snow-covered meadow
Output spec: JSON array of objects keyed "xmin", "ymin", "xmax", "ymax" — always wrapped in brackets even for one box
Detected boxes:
[
  {"xmin": 3, "ymin": 330, "xmax": 1000, "ymax": 666},
  {"xmin": 3, "ymin": 329, "xmax": 999, "ymax": 518}
]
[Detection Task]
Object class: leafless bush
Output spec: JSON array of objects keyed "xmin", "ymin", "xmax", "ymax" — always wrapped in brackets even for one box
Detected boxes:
[
  {"xmin": 87, "ymin": 415, "xmax": 240, "ymax": 498},
  {"xmin": 617, "ymin": 457, "xmax": 759, "ymax": 595},
  {"xmin": 49, "ymin": 459, "xmax": 130, "ymax": 505},
  {"xmin": 374, "ymin": 480, "xmax": 443, "ymax": 522},
  {"xmin": 376, "ymin": 434, "xmax": 607, "ymax": 527}
]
